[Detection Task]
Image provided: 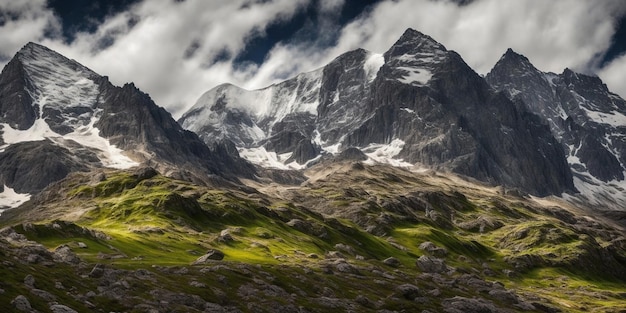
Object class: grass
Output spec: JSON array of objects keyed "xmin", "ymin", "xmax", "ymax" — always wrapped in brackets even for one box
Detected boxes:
[{"xmin": 3, "ymin": 166, "xmax": 626, "ymax": 312}]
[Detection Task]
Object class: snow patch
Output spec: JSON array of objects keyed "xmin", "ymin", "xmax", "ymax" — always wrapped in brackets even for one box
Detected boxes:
[
  {"xmin": 64, "ymin": 111, "xmax": 139, "ymax": 169},
  {"xmin": 397, "ymin": 67, "xmax": 432, "ymax": 85},
  {"xmin": 583, "ymin": 108, "xmax": 626, "ymax": 127},
  {"xmin": 563, "ymin": 174, "xmax": 626, "ymax": 211},
  {"xmin": 183, "ymin": 68, "xmax": 323, "ymax": 138},
  {"xmin": 323, "ymin": 142, "xmax": 342, "ymax": 154},
  {"xmin": 238, "ymin": 146, "xmax": 307, "ymax": 170},
  {"xmin": 362, "ymin": 139, "xmax": 413, "ymax": 168},
  {"xmin": 0, "ymin": 112, "xmax": 138, "ymax": 169},
  {"xmin": 1, "ymin": 119, "xmax": 55, "ymax": 148},
  {"xmin": 0, "ymin": 185, "xmax": 31, "ymax": 212}
]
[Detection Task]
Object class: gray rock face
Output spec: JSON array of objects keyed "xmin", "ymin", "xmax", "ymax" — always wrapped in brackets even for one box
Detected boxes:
[
  {"xmin": 487, "ymin": 49, "xmax": 626, "ymax": 206},
  {"xmin": 0, "ymin": 140, "xmax": 99, "ymax": 194},
  {"xmin": 181, "ymin": 28, "xmax": 576, "ymax": 197},
  {"xmin": 0, "ymin": 42, "xmax": 256, "ymax": 200},
  {"xmin": 0, "ymin": 57, "xmax": 37, "ymax": 131}
]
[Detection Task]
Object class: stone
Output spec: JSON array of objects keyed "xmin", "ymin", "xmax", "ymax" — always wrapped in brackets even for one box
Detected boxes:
[
  {"xmin": 416, "ymin": 255, "xmax": 449, "ymax": 273},
  {"xmin": 334, "ymin": 243, "xmax": 356, "ymax": 256},
  {"xmin": 77, "ymin": 242, "xmax": 88, "ymax": 249},
  {"xmin": 419, "ymin": 241, "xmax": 448, "ymax": 257},
  {"xmin": 89, "ymin": 263, "xmax": 105, "ymax": 278},
  {"xmin": 192, "ymin": 249, "xmax": 225, "ymax": 264},
  {"xmin": 53, "ymin": 245, "xmax": 81, "ymax": 264},
  {"xmin": 31, "ymin": 288, "xmax": 57, "ymax": 301},
  {"xmin": 395, "ymin": 284, "xmax": 421, "ymax": 300},
  {"xmin": 11, "ymin": 295, "xmax": 32, "ymax": 311},
  {"xmin": 441, "ymin": 296, "xmax": 499, "ymax": 313},
  {"xmin": 354, "ymin": 294, "xmax": 371, "ymax": 307},
  {"xmin": 190, "ymin": 281, "xmax": 207, "ymax": 288},
  {"xmin": 24, "ymin": 274, "xmax": 35, "ymax": 288},
  {"xmin": 217, "ymin": 228, "xmax": 235, "ymax": 242},
  {"xmin": 489, "ymin": 289, "xmax": 518, "ymax": 303},
  {"xmin": 383, "ymin": 257, "xmax": 401, "ymax": 267},
  {"xmin": 325, "ymin": 251, "xmax": 345, "ymax": 259}
]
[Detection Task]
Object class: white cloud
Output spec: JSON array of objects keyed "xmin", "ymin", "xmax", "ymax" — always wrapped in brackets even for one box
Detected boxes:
[
  {"xmin": 0, "ymin": 0, "xmax": 625, "ymax": 118},
  {"xmin": 0, "ymin": 0, "xmax": 61, "ymax": 60},
  {"xmin": 1, "ymin": 0, "xmax": 310, "ymax": 117},
  {"xmin": 330, "ymin": 0, "xmax": 625, "ymax": 75},
  {"xmin": 599, "ymin": 53, "xmax": 626, "ymax": 101}
]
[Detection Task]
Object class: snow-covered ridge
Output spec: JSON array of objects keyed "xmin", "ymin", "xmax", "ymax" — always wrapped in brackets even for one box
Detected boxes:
[
  {"xmin": 1, "ymin": 43, "xmax": 139, "ymax": 172},
  {"xmin": 181, "ymin": 67, "xmax": 324, "ymax": 146},
  {"xmin": 18, "ymin": 43, "xmax": 101, "ymax": 127}
]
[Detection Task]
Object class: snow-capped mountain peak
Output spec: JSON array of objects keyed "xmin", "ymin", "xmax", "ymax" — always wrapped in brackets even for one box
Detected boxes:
[
  {"xmin": 0, "ymin": 42, "xmax": 256, "ymax": 209},
  {"xmin": 487, "ymin": 48, "xmax": 626, "ymax": 211},
  {"xmin": 0, "ymin": 42, "xmax": 138, "ymax": 172},
  {"xmin": 181, "ymin": 28, "xmax": 575, "ymax": 199},
  {"xmin": 16, "ymin": 42, "xmax": 101, "ymax": 133}
]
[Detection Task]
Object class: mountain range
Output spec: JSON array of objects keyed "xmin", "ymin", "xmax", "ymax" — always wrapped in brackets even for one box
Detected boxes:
[
  {"xmin": 0, "ymin": 29, "xmax": 625, "ymax": 312},
  {"xmin": 179, "ymin": 29, "xmax": 626, "ymax": 210}
]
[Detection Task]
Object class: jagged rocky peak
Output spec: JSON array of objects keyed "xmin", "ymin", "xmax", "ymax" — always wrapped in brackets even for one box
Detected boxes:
[
  {"xmin": 487, "ymin": 48, "xmax": 626, "ymax": 209},
  {"xmin": 0, "ymin": 42, "xmax": 255, "ymax": 204},
  {"xmin": 182, "ymin": 28, "xmax": 576, "ymax": 197},
  {"xmin": 17, "ymin": 42, "xmax": 98, "ymax": 78},
  {"xmin": 385, "ymin": 28, "xmax": 447, "ymax": 59},
  {"xmin": 489, "ymin": 48, "xmax": 541, "ymax": 79}
]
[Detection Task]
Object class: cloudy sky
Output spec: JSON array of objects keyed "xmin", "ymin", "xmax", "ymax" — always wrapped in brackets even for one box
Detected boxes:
[{"xmin": 1, "ymin": 0, "xmax": 625, "ymax": 118}]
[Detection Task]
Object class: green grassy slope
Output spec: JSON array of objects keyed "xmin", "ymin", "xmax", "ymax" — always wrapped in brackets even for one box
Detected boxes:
[{"xmin": 0, "ymin": 163, "xmax": 624, "ymax": 312}]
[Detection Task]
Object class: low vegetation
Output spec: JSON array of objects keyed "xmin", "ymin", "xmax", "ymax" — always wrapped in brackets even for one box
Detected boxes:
[{"xmin": 0, "ymin": 162, "xmax": 625, "ymax": 312}]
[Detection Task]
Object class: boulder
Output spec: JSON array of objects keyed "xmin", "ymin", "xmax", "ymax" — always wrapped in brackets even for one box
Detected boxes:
[
  {"xmin": 53, "ymin": 245, "xmax": 81, "ymax": 264},
  {"xmin": 416, "ymin": 255, "xmax": 450, "ymax": 273},
  {"xmin": 396, "ymin": 283, "xmax": 421, "ymax": 300},
  {"xmin": 419, "ymin": 241, "xmax": 448, "ymax": 257},
  {"xmin": 11, "ymin": 295, "xmax": 31, "ymax": 312},
  {"xmin": 442, "ymin": 296, "xmax": 499, "ymax": 313},
  {"xmin": 383, "ymin": 257, "xmax": 401, "ymax": 267},
  {"xmin": 89, "ymin": 263, "xmax": 105, "ymax": 278},
  {"xmin": 24, "ymin": 274, "xmax": 35, "ymax": 288},
  {"xmin": 192, "ymin": 249, "xmax": 225, "ymax": 264}
]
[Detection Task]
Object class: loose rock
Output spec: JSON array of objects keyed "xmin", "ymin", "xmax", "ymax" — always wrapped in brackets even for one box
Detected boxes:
[
  {"xmin": 11, "ymin": 295, "xmax": 32, "ymax": 312},
  {"xmin": 24, "ymin": 274, "xmax": 35, "ymax": 288},
  {"xmin": 192, "ymin": 249, "xmax": 225, "ymax": 264},
  {"xmin": 50, "ymin": 304, "xmax": 78, "ymax": 313},
  {"xmin": 419, "ymin": 241, "xmax": 448, "ymax": 257},
  {"xmin": 89, "ymin": 263, "xmax": 105, "ymax": 278},
  {"xmin": 396, "ymin": 284, "xmax": 421, "ymax": 300},
  {"xmin": 383, "ymin": 257, "xmax": 401, "ymax": 267},
  {"xmin": 416, "ymin": 255, "xmax": 450, "ymax": 273}
]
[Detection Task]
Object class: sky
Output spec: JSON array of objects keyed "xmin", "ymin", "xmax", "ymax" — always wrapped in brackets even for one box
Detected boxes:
[{"xmin": 1, "ymin": 0, "xmax": 625, "ymax": 118}]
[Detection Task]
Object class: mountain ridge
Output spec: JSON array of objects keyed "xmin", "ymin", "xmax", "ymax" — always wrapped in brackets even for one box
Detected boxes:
[
  {"xmin": 0, "ymin": 42, "xmax": 255, "ymax": 207},
  {"xmin": 0, "ymin": 32, "xmax": 625, "ymax": 313},
  {"xmin": 180, "ymin": 28, "xmax": 577, "ymax": 197},
  {"xmin": 486, "ymin": 47, "xmax": 626, "ymax": 210}
]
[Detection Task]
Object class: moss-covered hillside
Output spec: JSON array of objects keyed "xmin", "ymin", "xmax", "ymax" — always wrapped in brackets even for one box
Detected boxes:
[{"xmin": 0, "ymin": 162, "xmax": 625, "ymax": 312}]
